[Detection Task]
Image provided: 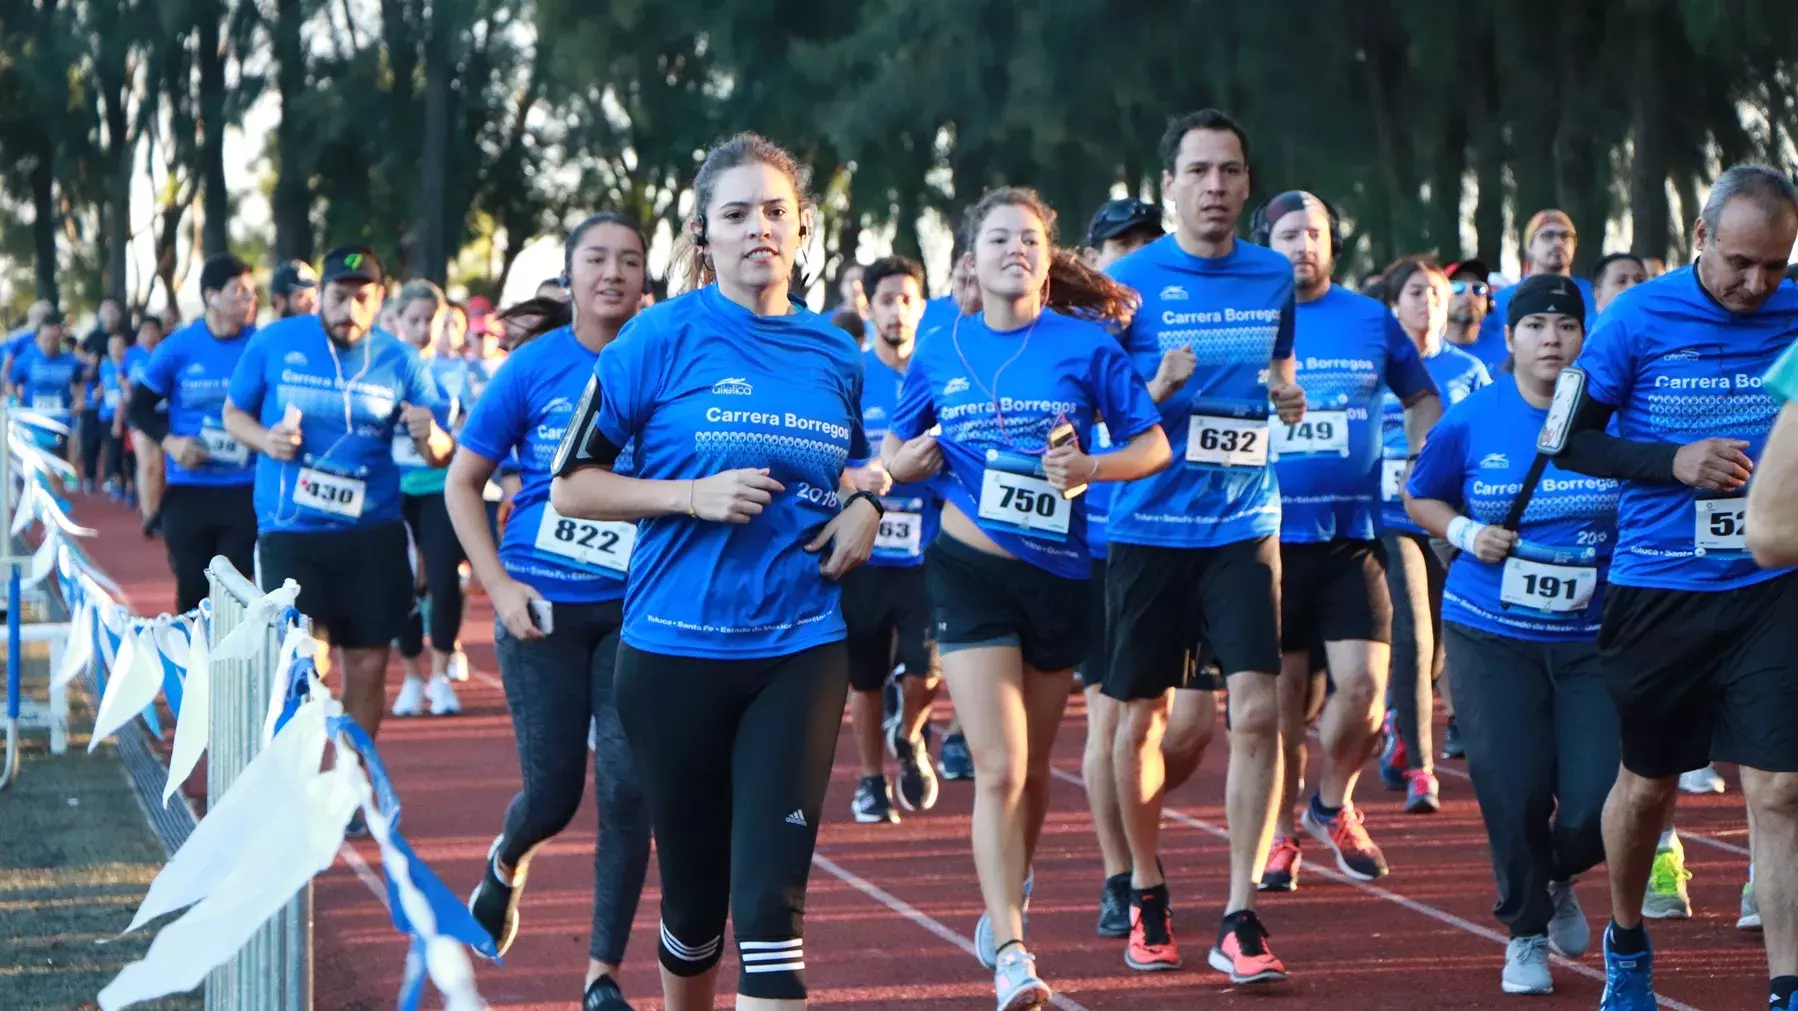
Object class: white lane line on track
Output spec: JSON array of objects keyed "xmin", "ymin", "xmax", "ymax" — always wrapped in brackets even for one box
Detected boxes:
[
  {"xmin": 338, "ymin": 842, "xmax": 392, "ymax": 913},
  {"xmin": 1043, "ymin": 766, "xmax": 1705, "ymax": 1011},
  {"xmin": 812, "ymin": 852, "xmax": 1094, "ymax": 1011}
]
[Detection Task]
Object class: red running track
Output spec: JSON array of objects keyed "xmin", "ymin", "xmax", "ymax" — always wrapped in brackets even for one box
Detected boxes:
[{"xmin": 77, "ymin": 492, "xmax": 1764, "ymax": 1010}]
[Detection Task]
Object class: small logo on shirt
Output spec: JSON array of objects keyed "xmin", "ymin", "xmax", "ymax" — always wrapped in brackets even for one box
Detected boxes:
[
  {"xmin": 1159, "ymin": 284, "xmax": 1189, "ymax": 301},
  {"xmin": 1480, "ymin": 452, "xmax": 1510, "ymax": 470},
  {"xmin": 943, "ymin": 377, "xmax": 970, "ymax": 395},
  {"xmin": 711, "ymin": 377, "xmax": 753, "ymax": 396},
  {"xmin": 283, "ymin": 351, "xmax": 308, "ymax": 366},
  {"xmin": 784, "ymin": 809, "xmax": 807, "ymax": 827},
  {"xmin": 864, "ymin": 405, "xmax": 887, "ymax": 423},
  {"xmin": 544, "ymin": 396, "xmax": 572, "ymax": 413},
  {"xmin": 184, "ymin": 362, "xmax": 206, "ymax": 376},
  {"xmin": 1661, "ymin": 348, "xmax": 1702, "ymax": 362}
]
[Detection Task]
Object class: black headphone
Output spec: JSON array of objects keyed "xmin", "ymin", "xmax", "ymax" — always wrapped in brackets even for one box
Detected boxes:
[{"xmin": 1250, "ymin": 191, "xmax": 1344, "ymax": 261}]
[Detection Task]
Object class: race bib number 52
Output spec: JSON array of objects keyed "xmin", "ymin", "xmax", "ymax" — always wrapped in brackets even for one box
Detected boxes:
[{"xmin": 1695, "ymin": 498, "xmax": 1747, "ymax": 555}]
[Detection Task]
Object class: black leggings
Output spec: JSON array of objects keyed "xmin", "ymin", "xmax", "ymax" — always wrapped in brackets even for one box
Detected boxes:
[
  {"xmin": 1382, "ymin": 532, "xmax": 1445, "ymax": 768},
  {"xmin": 78, "ymin": 413, "xmax": 106, "ymax": 483},
  {"xmin": 161, "ymin": 482, "xmax": 257, "ymax": 613},
  {"xmin": 615, "ymin": 641, "xmax": 848, "ymax": 1001},
  {"xmin": 398, "ymin": 491, "xmax": 465, "ymax": 658},
  {"xmin": 494, "ymin": 600, "xmax": 650, "ymax": 965}
]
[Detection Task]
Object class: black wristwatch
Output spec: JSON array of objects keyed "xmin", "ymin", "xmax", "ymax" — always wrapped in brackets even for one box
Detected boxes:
[{"xmin": 844, "ymin": 490, "xmax": 885, "ymax": 516}]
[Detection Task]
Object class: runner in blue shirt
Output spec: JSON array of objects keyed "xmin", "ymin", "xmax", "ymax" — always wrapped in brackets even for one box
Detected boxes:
[
  {"xmin": 547, "ymin": 135, "xmax": 879, "ymax": 1011},
  {"xmin": 1372, "ymin": 256, "xmax": 1491, "ymax": 795},
  {"xmin": 123, "ymin": 314, "xmax": 166, "ymax": 537},
  {"xmin": 1099, "ymin": 110, "xmax": 1306, "ymax": 983},
  {"xmin": 884, "ymin": 184, "xmax": 1168, "ymax": 1007},
  {"xmin": 1256, "ymin": 192, "xmax": 1442, "ymax": 889},
  {"xmin": 1469, "ymin": 210, "xmax": 1595, "ymax": 370},
  {"xmin": 222, "ymin": 245, "xmax": 453, "ymax": 747},
  {"xmin": 96, "ymin": 332, "xmax": 131, "ymax": 499},
  {"xmin": 449, "ymin": 213, "xmax": 653, "ymax": 1011},
  {"xmin": 128, "ymin": 253, "xmax": 260, "ymax": 612},
  {"xmin": 9, "ymin": 312, "xmax": 82, "ymax": 421},
  {"xmin": 837, "ymin": 255, "xmax": 948, "ymax": 827},
  {"xmin": 1405, "ymin": 274, "xmax": 1622, "ymax": 996},
  {"xmin": 1546, "ymin": 166, "xmax": 1798, "ymax": 1011}
]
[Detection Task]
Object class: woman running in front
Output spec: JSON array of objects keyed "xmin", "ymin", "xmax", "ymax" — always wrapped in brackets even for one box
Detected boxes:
[
  {"xmin": 549, "ymin": 134, "xmax": 879, "ymax": 1011},
  {"xmin": 884, "ymin": 187, "xmax": 1170, "ymax": 1011},
  {"xmin": 448, "ymin": 214, "xmax": 653, "ymax": 1011},
  {"xmin": 1402, "ymin": 273, "xmax": 1620, "ymax": 996}
]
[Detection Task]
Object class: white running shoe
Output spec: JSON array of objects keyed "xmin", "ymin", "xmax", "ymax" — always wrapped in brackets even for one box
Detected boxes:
[
  {"xmin": 445, "ymin": 649, "xmax": 471, "ymax": 683},
  {"xmin": 993, "ymin": 944, "xmax": 1051, "ymax": 1011},
  {"xmin": 1738, "ymin": 879, "xmax": 1761, "ymax": 931},
  {"xmin": 1678, "ymin": 764, "xmax": 1725, "ymax": 794},
  {"xmin": 392, "ymin": 677, "xmax": 426, "ymax": 717},
  {"xmin": 426, "ymin": 675, "xmax": 461, "ymax": 716},
  {"xmin": 1501, "ymin": 935, "xmax": 1554, "ymax": 994}
]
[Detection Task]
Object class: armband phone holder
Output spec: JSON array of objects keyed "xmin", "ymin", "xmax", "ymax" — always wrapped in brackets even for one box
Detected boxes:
[
  {"xmin": 551, "ymin": 376, "xmax": 611, "ymax": 477},
  {"xmin": 1538, "ymin": 366, "xmax": 1586, "ymax": 456}
]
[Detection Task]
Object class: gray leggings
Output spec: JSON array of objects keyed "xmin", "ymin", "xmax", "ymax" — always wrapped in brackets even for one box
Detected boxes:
[
  {"xmin": 1382, "ymin": 533, "xmax": 1445, "ymax": 768},
  {"xmin": 494, "ymin": 599, "xmax": 650, "ymax": 966}
]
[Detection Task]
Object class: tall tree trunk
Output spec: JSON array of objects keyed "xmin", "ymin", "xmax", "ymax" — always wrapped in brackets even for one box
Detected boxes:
[
  {"xmin": 272, "ymin": 0, "xmax": 314, "ymax": 263},
  {"xmin": 31, "ymin": 131, "xmax": 59, "ymax": 305},
  {"xmin": 1470, "ymin": 20, "xmax": 1505, "ymax": 267},
  {"xmin": 196, "ymin": 6, "xmax": 230, "ymax": 256},
  {"xmin": 415, "ymin": 47, "xmax": 453, "ymax": 284},
  {"xmin": 1627, "ymin": 13, "xmax": 1670, "ymax": 261},
  {"xmin": 1428, "ymin": 108, "xmax": 1468, "ymax": 262},
  {"xmin": 102, "ymin": 62, "xmax": 132, "ymax": 302}
]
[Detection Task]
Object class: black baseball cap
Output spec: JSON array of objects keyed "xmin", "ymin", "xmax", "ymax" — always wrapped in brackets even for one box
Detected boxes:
[
  {"xmin": 1445, "ymin": 258, "xmax": 1490, "ymax": 283},
  {"xmin": 319, "ymin": 245, "xmax": 384, "ymax": 287},
  {"xmin": 271, "ymin": 259, "xmax": 318, "ymax": 296},
  {"xmin": 1085, "ymin": 198, "xmax": 1164, "ymax": 247}
]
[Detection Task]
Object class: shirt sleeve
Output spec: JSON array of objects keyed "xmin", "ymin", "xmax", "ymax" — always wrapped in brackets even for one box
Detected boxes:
[
  {"xmin": 1383, "ymin": 314, "xmax": 1436, "ymax": 401},
  {"xmin": 1573, "ymin": 309, "xmax": 1633, "ymax": 409},
  {"xmin": 457, "ymin": 355, "xmax": 525, "ymax": 464},
  {"xmin": 403, "ymin": 347, "xmax": 453, "ymax": 428},
  {"xmin": 1405, "ymin": 410, "xmax": 1469, "ymax": 508},
  {"xmin": 888, "ymin": 354, "xmax": 938, "ymax": 441},
  {"xmin": 1091, "ymin": 339, "xmax": 1163, "ymax": 445},
  {"xmin": 6, "ymin": 351, "xmax": 25, "ymax": 387},
  {"xmin": 591, "ymin": 313, "xmax": 664, "ymax": 449},
  {"xmin": 139, "ymin": 339, "xmax": 178, "ymax": 397},
  {"xmin": 226, "ymin": 333, "xmax": 269, "ymax": 415},
  {"xmin": 1271, "ymin": 283, "xmax": 1297, "ymax": 360},
  {"xmin": 845, "ymin": 366, "xmax": 871, "ymax": 464},
  {"xmin": 1765, "ymin": 341, "xmax": 1798, "ymax": 403}
]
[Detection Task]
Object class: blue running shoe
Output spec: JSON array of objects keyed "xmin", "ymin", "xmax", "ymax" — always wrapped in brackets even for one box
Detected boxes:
[
  {"xmin": 1377, "ymin": 710, "xmax": 1407, "ymax": 791},
  {"xmin": 1599, "ymin": 924, "xmax": 1656, "ymax": 1011}
]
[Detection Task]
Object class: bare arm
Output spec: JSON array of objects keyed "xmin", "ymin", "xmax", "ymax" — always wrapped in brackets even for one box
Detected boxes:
[
  {"xmin": 1403, "ymin": 493, "xmax": 1460, "ymax": 541},
  {"xmin": 550, "ymin": 466, "xmax": 691, "ymax": 522},
  {"xmin": 1401, "ymin": 390, "xmax": 1442, "ymax": 459},
  {"xmin": 444, "ymin": 448, "xmax": 509, "ymax": 596},
  {"xmin": 1748, "ymin": 403, "xmax": 1798, "ymax": 567},
  {"xmin": 222, "ymin": 401, "xmax": 270, "ymax": 452}
]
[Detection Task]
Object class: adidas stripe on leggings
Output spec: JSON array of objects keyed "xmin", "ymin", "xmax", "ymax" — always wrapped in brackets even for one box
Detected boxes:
[{"xmin": 615, "ymin": 641, "xmax": 848, "ymax": 1001}]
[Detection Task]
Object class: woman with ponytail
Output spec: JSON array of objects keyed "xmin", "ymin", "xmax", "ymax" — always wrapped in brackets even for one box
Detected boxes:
[{"xmin": 883, "ymin": 186, "xmax": 1171, "ymax": 1010}]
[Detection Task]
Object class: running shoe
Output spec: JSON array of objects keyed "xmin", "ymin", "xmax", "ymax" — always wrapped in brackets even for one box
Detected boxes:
[
  {"xmin": 445, "ymin": 649, "xmax": 471, "ymax": 683},
  {"xmin": 1377, "ymin": 709, "xmax": 1408, "ymax": 791},
  {"xmin": 1502, "ymin": 935, "xmax": 1554, "ymax": 995},
  {"xmin": 1259, "ymin": 835, "xmax": 1302, "ymax": 892},
  {"xmin": 1440, "ymin": 716, "xmax": 1466, "ymax": 760},
  {"xmin": 392, "ymin": 677, "xmax": 426, "ymax": 717},
  {"xmin": 1096, "ymin": 873, "xmax": 1131, "ymax": 938},
  {"xmin": 345, "ymin": 811, "xmax": 369, "ymax": 839},
  {"xmin": 1302, "ymin": 801, "xmax": 1389, "ymax": 881},
  {"xmin": 468, "ymin": 835, "xmax": 527, "ymax": 958},
  {"xmin": 1546, "ymin": 879, "xmax": 1589, "ymax": 958},
  {"xmin": 1641, "ymin": 839, "xmax": 1691, "ymax": 920},
  {"xmin": 851, "ymin": 775, "xmax": 899, "ymax": 824},
  {"xmin": 888, "ymin": 721, "xmax": 939, "ymax": 812},
  {"xmin": 938, "ymin": 731, "xmax": 975, "ymax": 781},
  {"xmin": 1599, "ymin": 924, "xmax": 1656, "ymax": 1011},
  {"xmin": 1206, "ymin": 909, "xmax": 1287, "ymax": 984},
  {"xmin": 582, "ymin": 973, "xmax": 633, "ymax": 1011},
  {"xmin": 1738, "ymin": 878, "xmax": 1761, "ymax": 930},
  {"xmin": 992, "ymin": 943, "xmax": 1051, "ymax": 1011},
  {"xmin": 426, "ymin": 674, "xmax": 461, "ymax": 716},
  {"xmin": 1677, "ymin": 763, "xmax": 1725, "ymax": 794},
  {"xmin": 1403, "ymin": 769, "xmax": 1440, "ymax": 814},
  {"xmin": 976, "ymin": 872, "xmax": 1033, "ymax": 969},
  {"xmin": 1124, "ymin": 887, "xmax": 1180, "ymax": 971}
]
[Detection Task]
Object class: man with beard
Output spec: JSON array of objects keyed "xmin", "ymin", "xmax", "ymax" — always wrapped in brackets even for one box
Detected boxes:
[
  {"xmin": 1442, "ymin": 258, "xmax": 1492, "ymax": 351},
  {"xmin": 1470, "ymin": 211, "xmax": 1596, "ymax": 369},
  {"xmin": 269, "ymin": 260, "xmax": 319, "ymax": 318},
  {"xmin": 223, "ymin": 246, "xmax": 453, "ymax": 751}
]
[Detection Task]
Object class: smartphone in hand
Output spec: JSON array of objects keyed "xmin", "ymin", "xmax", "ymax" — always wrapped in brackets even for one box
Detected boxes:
[{"xmin": 1048, "ymin": 419, "xmax": 1087, "ymax": 500}]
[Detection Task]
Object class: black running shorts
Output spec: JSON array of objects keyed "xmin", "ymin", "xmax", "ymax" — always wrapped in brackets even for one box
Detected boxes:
[
  {"xmin": 839, "ymin": 562, "xmax": 937, "ymax": 692},
  {"xmin": 925, "ymin": 534, "xmax": 1088, "ymax": 673},
  {"xmin": 256, "ymin": 521, "xmax": 413, "ymax": 649},
  {"xmin": 1279, "ymin": 538, "xmax": 1393, "ymax": 649},
  {"xmin": 1599, "ymin": 571, "xmax": 1798, "ymax": 778},
  {"xmin": 1103, "ymin": 536, "xmax": 1282, "ymax": 701}
]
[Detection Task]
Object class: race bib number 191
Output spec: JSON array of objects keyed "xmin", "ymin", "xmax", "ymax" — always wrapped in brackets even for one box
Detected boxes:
[
  {"xmin": 1500, "ymin": 557, "xmax": 1597, "ymax": 613},
  {"xmin": 1694, "ymin": 498, "xmax": 1748, "ymax": 555},
  {"xmin": 294, "ymin": 467, "xmax": 366, "ymax": 519}
]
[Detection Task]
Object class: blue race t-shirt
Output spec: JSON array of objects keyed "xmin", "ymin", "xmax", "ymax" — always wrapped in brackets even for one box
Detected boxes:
[
  {"xmin": 123, "ymin": 344, "xmax": 152, "ymax": 388},
  {"xmin": 1469, "ymin": 276, "xmax": 1597, "ymax": 369},
  {"xmin": 140, "ymin": 319, "xmax": 257, "ymax": 487},
  {"xmin": 1574, "ymin": 266, "xmax": 1797, "ymax": 591},
  {"xmin": 1086, "ymin": 423, "xmax": 1115, "ymax": 560},
  {"xmin": 8, "ymin": 344, "xmax": 83, "ymax": 416},
  {"xmin": 228, "ymin": 315, "xmax": 449, "ymax": 534},
  {"xmin": 1105, "ymin": 235, "xmax": 1295, "ymax": 548},
  {"xmin": 1380, "ymin": 342, "xmax": 1490, "ymax": 535},
  {"xmin": 856, "ymin": 346, "xmax": 942, "ymax": 568},
  {"xmin": 918, "ymin": 295, "xmax": 962, "ymax": 339},
  {"xmin": 889, "ymin": 310, "xmax": 1162, "ymax": 578},
  {"xmin": 460, "ymin": 326, "xmax": 634, "ymax": 605},
  {"xmin": 97, "ymin": 358, "xmax": 125, "ymax": 423},
  {"xmin": 1275, "ymin": 286, "xmax": 1435, "ymax": 543},
  {"xmin": 1407, "ymin": 378, "xmax": 1621, "ymax": 640},
  {"xmin": 591, "ymin": 285, "xmax": 868, "ymax": 661}
]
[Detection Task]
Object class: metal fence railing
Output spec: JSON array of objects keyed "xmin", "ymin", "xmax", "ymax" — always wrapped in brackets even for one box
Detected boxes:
[{"xmin": 205, "ymin": 555, "xmax": 313, "ymax": 1011}]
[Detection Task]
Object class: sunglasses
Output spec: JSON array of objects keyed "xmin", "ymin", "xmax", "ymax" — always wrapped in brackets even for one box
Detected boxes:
[{"xmin": 1450, "ymin": 280, "xmax": 1489, "ymax": 297}]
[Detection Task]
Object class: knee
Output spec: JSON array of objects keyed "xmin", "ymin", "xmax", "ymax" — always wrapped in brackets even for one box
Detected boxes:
[
  {"xmin": 1119, "ymin": 698, "xmax": 1167, "ymax": 747},
  {"xmin": 593, "ymin": 769, "xmax": 646, "ymax": 825},
  {"xmin": 1612, "ymin": 768, "xmax": 1676, "ymax": 815},
  {"xmin": 658, "ymin": 918, "xmax": 725, "ymax": 978},
  {"xmin": 973, "ymin": 747, "xmax": 1028, "ymax": 801},
  {"xmin": 1229, "ymin": 682, "xmax": 1280, "ymax": 742},
  {"xmin": 1742, "ymin": 771, "xmax": 1798, "ymax": 823}
]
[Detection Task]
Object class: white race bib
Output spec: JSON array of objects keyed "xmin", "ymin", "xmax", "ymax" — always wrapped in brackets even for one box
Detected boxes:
[
  {"xmin": 392, "ymin": 433, "xmax": 426, "ymax": 467},
  {"xmin": 1381, "ymin": 458, "xmax": 1408, "ymax": 502},
  {"xmin": 31, "ymin": 395, "xmax": 60, "ymax": 412},
  {"xmin": 198, "ymin": 427, "xmax": 249, "ymax": 467},
  {"xmin": 978, "ymin": 468, "xmax": 1071, "ymax": 539},
  {"xmin": 1186, "ymin": 414, "xmax": 1268, "ymax": 467},
  {"xmin": 534, "ymin": 504, "xmax": 633, "ymax": 574},
  {"xmin": 104, "ymin": 389, "xmax": 122, "ymax": 409},
  {"xmin": 1694, "ymin": 498, "xmax": 1748, "ymax": 554},
  {"xmin": 1500, "ymin": 557, "xmax": 1597, "ymax": 613},
  {"xmin": 1094, "ymin": 422, "xmax": 1113, "ymax": 450},
  {"xmin": 1272, "ymin": 410, "xmax": 1350, "ymax": 457},
  {"xmin": 293, "ymin": 467, "xmax": 366, "ymax": 519},
  {"xmin": 874, "ymin": 511, "xmax": 923, "ymax": 556}
]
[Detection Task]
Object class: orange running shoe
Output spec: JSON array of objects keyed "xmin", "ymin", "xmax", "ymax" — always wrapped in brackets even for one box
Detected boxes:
[
  {"xmin": 1259, "ymin": 835, "xmax": 1302, "ymax": 892},
  {"xmin": 1207, "ymin": 909, "xmax": 1287, "ymax": 984},
  {"xmin": 1302, "ymin": 801, "xmax": 1390, "ymax": 881},
  {"xmin": 1124, "ymin": 888, "xmax": 1180, "ymax": 971}
]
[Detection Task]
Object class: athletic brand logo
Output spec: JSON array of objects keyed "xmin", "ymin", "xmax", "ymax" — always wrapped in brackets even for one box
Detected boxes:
[
  {"xmin": 344, "ymin": 253, "xmax": 364, "ymax": 270},
  {"xmin": 943, "ymin": 377, "xmax": 970, "ymax": 396},
  {"xmin": 1159, "ymin": 284, "xmax": 1189, "ymax": 301},
  {"xmin": 711, "ymin": 377, "xmax": 753, "ymax": 396},
  {"xmin": 1661, "ymin": 348, "xmax": 1702, "ymax": 362},
  {"xmin": 184, "ymin": 362, "xmax": 206, "ymax": 375},
  {"xmin": 544, "ymin": 396, "xmax": 572, "ymax": 413},
  {"xmin": 1480, "ymin": 452, "xmax": 1510, "ymax": 470},
  {"xmin": 283, "ymin": 351, "xmax": 308, "ymax": 366},
  {"xmin": 784, "ymin": 809, "xmax": 807, "ymax": 827}
]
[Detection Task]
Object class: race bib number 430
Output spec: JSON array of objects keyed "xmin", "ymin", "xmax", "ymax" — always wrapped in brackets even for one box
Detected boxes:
[
  {"xmin": 534, "ymin": 505, "xmax": 633, "ymax": 575},
  {"xmin": 1695, "ymin": 498, "xmax": 1747, "ymax": 555},
  {"xmin": 978, "ymin": 468, "xmax": 1071, "ymax": 539},
  {"xmin": 1186, "ymin": 415, "xmax": 1268, "ymax": 468},
  {"xmin": 293, "ymin": 468, "xmax": 366, "ymax": 518}
]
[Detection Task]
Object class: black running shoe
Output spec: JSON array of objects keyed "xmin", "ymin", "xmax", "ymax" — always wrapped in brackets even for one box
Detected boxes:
[
  {"xmin": 888, "ymin": 722, "xmax": 939, "ymax": 812},
  {"xmin": 583, "ymin": 974, "xmax": 633, "ymax": 1011},
  {"xmin": 937, "ymin": 731, "xmax": 975, "ymax": 781},
  {"xmin": 467, "ymin": 836, "xmax": 525, "ymax": 957},
  {"xmin": 1097, "ymin": 872, "xmax": 1131, "ymax": 937},
  {"xmin": 1440, "ymin": 716, "xmax": 1466, "ymax": 760},
  {"xmin": 850, "ymin": 775, "xmax": 899, "ymax": 824}
]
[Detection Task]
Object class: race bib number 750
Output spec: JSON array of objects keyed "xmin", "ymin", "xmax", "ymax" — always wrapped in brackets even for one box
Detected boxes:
[{"xmin": 978, "ymin": 468, "xmax": 1071, "ymax": 540}]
